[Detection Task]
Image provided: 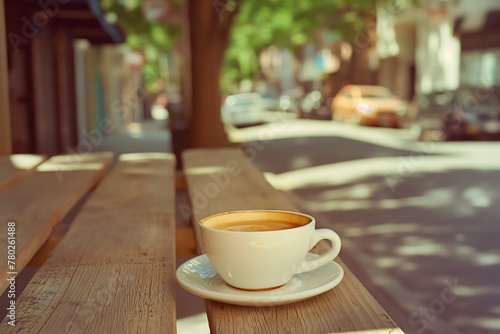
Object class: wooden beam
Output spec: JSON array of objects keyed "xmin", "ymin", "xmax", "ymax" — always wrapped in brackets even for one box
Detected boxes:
[{"xmin": 0, "ymin": 0, "xmax": 12, "ymax": 155}]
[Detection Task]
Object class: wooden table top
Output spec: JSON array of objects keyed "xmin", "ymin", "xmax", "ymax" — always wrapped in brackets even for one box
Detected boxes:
[
  {"xmin": 0, "ymin": 153, "xmax": 113, "ymax": 295},
  {"xmin": 0, "ymin": 153, "xmax": 177, "ymax": 333}
]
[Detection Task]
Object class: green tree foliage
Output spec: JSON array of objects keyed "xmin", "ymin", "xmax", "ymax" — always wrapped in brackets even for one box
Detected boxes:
[
  {"xmin": 100, "ymin": 0, "xmax": 181, "ymax": 50},
  {"xmin": 99, "ymin": 0, "xmax": 403, "ymax": 90},
  {"xmin": 221, "ymin": 0, "xmax": 385, "ymax": 90},
  {"xmin": 99, "ymin": 0, "xmax": 181, "ymax": 88}
]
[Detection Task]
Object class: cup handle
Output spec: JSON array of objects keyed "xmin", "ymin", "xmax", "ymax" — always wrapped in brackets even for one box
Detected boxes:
[{"xmin": 295, "ymin": 229, "xmax": 341, "ymax": 274}]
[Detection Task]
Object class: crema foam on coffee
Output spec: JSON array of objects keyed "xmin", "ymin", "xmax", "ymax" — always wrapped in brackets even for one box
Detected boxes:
[{"xmin": 211, "ymin": 220, "xmax": 303, "ymax": 232}]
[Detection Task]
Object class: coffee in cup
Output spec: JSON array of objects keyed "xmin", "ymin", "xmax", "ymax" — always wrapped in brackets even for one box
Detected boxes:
[
  {"xmin": 200, "ymin": 210, "xmax": 341, "ymax": 291},
  {"xmin": 209, "ymin": 220, "xmax": 302, "ymax": 232}
]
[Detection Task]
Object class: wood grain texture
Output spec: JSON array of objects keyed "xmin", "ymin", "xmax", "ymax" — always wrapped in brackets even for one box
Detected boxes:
[
  {"xmin": 0, "ymin": 153, "xmax": 113, "ymax": 295},
  {"xmin": 0, "ymin": 155, "xmax": 47, "ymax": 191},
  {"xmin": 0, "ymin": 153, "xmax": 177, "ymax": 333},
  {"xmin": 26, "ymin": 222, "xmax": 71, "ymax": 267},
  {"xmin": 183, "ymin": 148, "xmax": 404, "ymax": 334}
]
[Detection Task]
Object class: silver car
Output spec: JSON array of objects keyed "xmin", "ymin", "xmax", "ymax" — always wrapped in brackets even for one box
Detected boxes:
[{"xmin": 221, "ymin": 93, "xmax": 264, "ymax": 126}]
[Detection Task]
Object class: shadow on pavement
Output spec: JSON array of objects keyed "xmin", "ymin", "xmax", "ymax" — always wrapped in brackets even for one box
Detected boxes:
[
  {"xmin": 248, "ymin": 134, "xmax": 500, "ymax": 334},
  {"xmin": 244, "ymin": 135, "xmax": 439, "ymax": 174}
]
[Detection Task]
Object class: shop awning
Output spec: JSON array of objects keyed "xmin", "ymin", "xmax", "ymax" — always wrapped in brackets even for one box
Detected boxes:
[
  {"xmin": 453, "ymin": 10, "xmax": 500, "ymax": 50},
  {"xmin": 453, "ymin": 9, "xmax": 500, "ymax": 34},
  {"xmin": 24, "ymin": 0, "xmax": 125, "ymax": 44}
]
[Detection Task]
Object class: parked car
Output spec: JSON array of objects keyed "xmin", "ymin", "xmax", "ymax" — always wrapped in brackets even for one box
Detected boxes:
[
  {"xmin": 443, "ymin": 87, "xmax": 500, "ymax": 140},
  {"xmin": 412, "ymin": 91, "xmax": 453, "ymax": 138},
  {"xmin": 413, "ymin": 87, "xmax": 500, "ymax": 140},
  {"xmin": 331, "ymin": 85, "xmax": 405, "ymax": 127},
  {"xmin": 300, "ymin": 90, "xmax": 332, "ymax": 120},
  {"xmin": 221, "ymin": 93, "xmax": 264, "ymax": 127},
  {"xmin": 278, "ymin": 94, "xmax": 301, "ymax": 115},
  {"xmin": 261, "ymin": 94, "xmax": 279, "ymax": 111}
]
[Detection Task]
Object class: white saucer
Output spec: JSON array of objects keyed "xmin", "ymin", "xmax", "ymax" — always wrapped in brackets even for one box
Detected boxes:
[{"xmin": 176, "ymin": 253, "xmax": 344, "ymax": 307}]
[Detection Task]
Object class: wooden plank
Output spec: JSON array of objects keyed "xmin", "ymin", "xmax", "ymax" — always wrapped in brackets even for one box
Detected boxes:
[
  {"xmin": 0, "ymin": 153, "xmax": 177, "ymax": 333},
  {"xmin": 26, "ymin": 222, "xmax": 71, "ymax": 267},
  {"xmin": 0, "ymin": 154, "xmax": 47, "ymax": 191},
  {"xmin": 0, "ymin": 0, "xmax": 12, "ymax": 155},
  {"xmin": 0, "ymin": 152, "xmax": 113, "ymax": 294},
  {"xmin": 182, "ymin": 148, "xmax": 403, "ymax": 334}
]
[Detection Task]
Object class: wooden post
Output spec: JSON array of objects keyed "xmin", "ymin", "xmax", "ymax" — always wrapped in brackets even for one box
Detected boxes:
[
  {"xmin": 0, "ymin": 0, "xmax": 12, "ymax": 155},
  {"xmin": 31, "ymin": 25, "xmax": 58, "ymax": 156},
  {"xmin": 56, "ymin": 28, "xmax": 78, "ymax": 151}
]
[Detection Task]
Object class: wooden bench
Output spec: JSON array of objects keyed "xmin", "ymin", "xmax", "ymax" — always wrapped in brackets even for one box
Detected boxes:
[
  {"xmin": 0, "ymin": 152, "xmax": 177, "ymax": 333},
  {"xmin": 182, "ymin": 148, "xmax": 404, "ymax": 333},
  {"xmin": 0, "ymin": 152, "xmax": 113, "ymax": 295}
]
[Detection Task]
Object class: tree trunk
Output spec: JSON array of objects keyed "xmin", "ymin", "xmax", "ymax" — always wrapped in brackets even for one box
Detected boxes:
[{"xmin": 182, "ymin": 0, "xmax": 239, "ymax": 148}]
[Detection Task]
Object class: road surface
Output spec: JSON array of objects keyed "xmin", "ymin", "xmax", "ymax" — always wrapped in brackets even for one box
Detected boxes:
[{"xmin": 229, "ymin": 116, "xmax": 500, "ymax": 334}]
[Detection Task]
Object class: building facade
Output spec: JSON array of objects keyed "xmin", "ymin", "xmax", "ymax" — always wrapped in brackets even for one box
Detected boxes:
[
  {"xmin": 376, "ymin": 0, "xmax": 461, "ymax": 102},
  {"xmin": 451, "ymin": 0, "xmax": 500, "ymax": 88}
]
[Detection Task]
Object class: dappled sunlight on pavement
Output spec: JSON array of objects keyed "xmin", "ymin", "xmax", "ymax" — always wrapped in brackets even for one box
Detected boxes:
[
  {"xmin": 233, "ymin": 119, "xmax": 500, "ymax": 334},
  {"xmin": 229, "ymin": 118, "xmax": 420, "ymax": 150}
]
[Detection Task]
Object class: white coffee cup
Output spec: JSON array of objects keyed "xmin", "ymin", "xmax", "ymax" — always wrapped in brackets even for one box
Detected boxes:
[{"xmin": 199, "ymin": 210, "xmax": 341, "ymax": 290}]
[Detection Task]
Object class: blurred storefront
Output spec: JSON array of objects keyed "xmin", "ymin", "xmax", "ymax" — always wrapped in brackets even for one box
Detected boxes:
[
  {"xmin": 2, "ymin": 0, "xmax": 124, "ymax": 156},
  {"xmin": 451, "ymin": 0, "xmax": 500, "ymax": 88},
  {"xmin": 376, "ymin": 0, "xmax": 460, "ymax": 101},
  {"xmin": 74, "ymin": 40, "xmax": 127, "ymax": 144}
]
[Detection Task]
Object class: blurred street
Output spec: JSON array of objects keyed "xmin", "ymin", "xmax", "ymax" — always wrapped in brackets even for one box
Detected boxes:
[
  {"xmin": 3, "ymin": 0, "xmax": 500, "ymax": 333},
  {"xmin": 228, "ymin": 117, "xmax": 500, "ymax": 334},
  {"xmin": 84, "ymin": 114, "xmax": 499, "ymax": 334}
]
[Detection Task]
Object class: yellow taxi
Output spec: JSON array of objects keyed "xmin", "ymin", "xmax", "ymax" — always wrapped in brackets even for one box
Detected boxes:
[{"xmin": 332, "ymin": 85, "xmax": 404, "ymax": 127}]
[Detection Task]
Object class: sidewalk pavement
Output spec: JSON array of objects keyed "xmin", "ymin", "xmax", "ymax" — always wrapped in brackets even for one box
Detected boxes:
[{"xmin": 94, "ymin": 119, "xmax": 172, "ymax": 156}]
